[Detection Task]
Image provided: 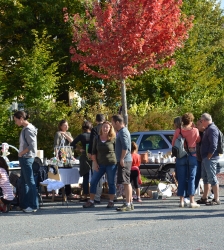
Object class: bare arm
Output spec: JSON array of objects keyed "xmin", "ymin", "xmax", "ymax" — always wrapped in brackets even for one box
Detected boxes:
[
  {"xmin": 92, "ymin": 154, "xmax": 99, "ymax": 171},
  {"xmin": 120, "ymin": 149, "xmax": 127, "ymax": 167},
  {"xmin": 60, "ymin": 132, "xmax": 73, "ymax": 143}
]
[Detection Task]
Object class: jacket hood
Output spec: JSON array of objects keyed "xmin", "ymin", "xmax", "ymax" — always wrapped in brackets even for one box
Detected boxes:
[{"xmin": 25, "ymin": 123, "xmax": 38, "ymax": 136}]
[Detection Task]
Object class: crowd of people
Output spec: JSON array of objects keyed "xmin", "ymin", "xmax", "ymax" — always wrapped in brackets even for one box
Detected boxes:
[
  {"xmin": 0, "ymin": 111, "xmax": 221, "ymax": 213},
  {"xmin": 172, "ymin": 112, "xmax": 221, "ymax": 208}
]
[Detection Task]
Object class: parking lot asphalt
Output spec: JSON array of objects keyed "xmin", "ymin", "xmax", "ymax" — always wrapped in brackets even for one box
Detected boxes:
[{"xmin": 1, "ymin": 184, "xmax": 224, "ymax": 250}]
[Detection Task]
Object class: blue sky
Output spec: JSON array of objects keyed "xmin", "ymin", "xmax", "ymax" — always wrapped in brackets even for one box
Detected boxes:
[{"xmin": 220, "ymin": 0, "xmax": 224, "ymax": 8}]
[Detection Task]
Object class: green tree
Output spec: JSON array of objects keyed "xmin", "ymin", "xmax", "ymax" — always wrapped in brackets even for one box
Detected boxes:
[
  {"xmin": 127, "ymin": 0, "xmax": 224, "ymax": 117},
  {"xmin": 14, "ymin": 30, "xmax": 60, "ymax": 110},
  {"xmin": 0, "ymin": 0, "xmax": 100, "ymax": 104}
]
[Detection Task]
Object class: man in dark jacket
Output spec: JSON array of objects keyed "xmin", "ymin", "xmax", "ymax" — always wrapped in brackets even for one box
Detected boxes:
[
  {"xmin": 88, "ymin": 114, "xmax": 105, "ymax": 203},
  {"xmin": 197, "ymin": 113, "xmax": 221, "ymax": 205}
]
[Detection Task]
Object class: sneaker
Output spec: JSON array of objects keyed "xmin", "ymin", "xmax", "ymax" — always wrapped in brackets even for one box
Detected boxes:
[
  {"xmin": 184, "ymin": 198, "xmax": 190, "ymax": 205},
  {"xmin": 23, "ymin": 207, "xmax": 36, "ymax": 213},
  {"xmin": 116, "ymin": 204, "xmax": 132, "ymax": 212},
  {"xmin": 179, "ymin": 202, "xmax": 184, "ymax": 208},
  {"xmin": 208, "ymin": 193, "xmax": 214, "ymax": 199},
  {"xmin": 190, "ymin": 203, "xmax": 200, "ymax": 208},
  {"xmin": 106, "ymin": 201, "xmax": 114, "ymax": 208},
  {"xmin": 131, "ymin": 203, "xmax": 134, "ymax": 210},
  {"xmin": 94, "ymin": 200, "xmax": 101, "ymax": 204},
  {"xmin": 136, "ymin": 198, "xmax": 142, "ymax": 202},
  {"xmin": 83, "ymin": 201, "xmax": 95, "ymax": 208},
  {"xmin": 196, "ymin": 198, "xmax": 208, "ymax": 204}
]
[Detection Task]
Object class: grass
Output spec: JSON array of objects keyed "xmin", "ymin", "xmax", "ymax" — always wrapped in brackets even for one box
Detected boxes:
[{"xmin": 141, "ymin": 175, "xmax": 160, "ymax": 186}]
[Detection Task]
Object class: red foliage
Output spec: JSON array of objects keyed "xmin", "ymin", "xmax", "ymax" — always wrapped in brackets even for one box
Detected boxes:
[{"xmin": 66, "ymin": 0, "xmax": 193, "ymax": 81}]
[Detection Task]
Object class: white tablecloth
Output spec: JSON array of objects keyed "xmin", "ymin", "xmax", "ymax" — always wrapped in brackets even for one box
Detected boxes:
[{"xmin": 58, "ymin": 167, "xmax": 83, "ymax": 185}]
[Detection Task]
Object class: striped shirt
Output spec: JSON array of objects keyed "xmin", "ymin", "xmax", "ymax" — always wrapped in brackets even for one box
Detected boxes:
[{"xmin": 0, "ymin": 168, "xmax": 14, "ymax": 201}]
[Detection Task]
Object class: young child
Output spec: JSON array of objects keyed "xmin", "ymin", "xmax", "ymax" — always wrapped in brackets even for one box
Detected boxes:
[
  {"xmin": 131, "ymin": 141, "xmax": 142, "ymax": 202},
  {"xmin": 0, "ymin": 157, "xmax": 14, "ymax": 212}
]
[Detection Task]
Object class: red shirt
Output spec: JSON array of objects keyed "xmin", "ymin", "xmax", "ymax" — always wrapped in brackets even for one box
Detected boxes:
[{"xmin": 131, "ymin": 153, "xmax": 141, "ymax": 170}]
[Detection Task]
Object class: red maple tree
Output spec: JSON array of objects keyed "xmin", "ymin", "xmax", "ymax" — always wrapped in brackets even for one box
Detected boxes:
[{"xmin": 65, "ymin": 0, "xmax": 193, "ymax": 125}]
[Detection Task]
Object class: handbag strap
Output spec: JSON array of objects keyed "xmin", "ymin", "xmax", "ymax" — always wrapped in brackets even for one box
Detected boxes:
[{"xmin": 180, "ymin": 128, "xmax": 189, "ymax": 153}]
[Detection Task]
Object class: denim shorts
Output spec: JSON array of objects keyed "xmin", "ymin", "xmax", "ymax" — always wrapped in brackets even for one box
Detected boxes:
[{"xmin": 201, "ymin": 157, "xmax": 219, "ymax": 186}]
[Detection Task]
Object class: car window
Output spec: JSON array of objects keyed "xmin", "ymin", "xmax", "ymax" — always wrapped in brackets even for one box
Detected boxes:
[
  {"xmin": 139, "ymin": 134, "xmax": 169, "ymax": 151},
  {"xmin": 164, "ymin": 134, "xmax": 174, "ymax": 144},
  {"xmin": 131, "ymin": 134, "xmax": 140, "ymax": 143}
]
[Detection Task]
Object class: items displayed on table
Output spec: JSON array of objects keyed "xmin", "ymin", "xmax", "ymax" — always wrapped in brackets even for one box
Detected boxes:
[{"xmin": 141, "ymin": 150, "xmax": 176, "ymax": 164}]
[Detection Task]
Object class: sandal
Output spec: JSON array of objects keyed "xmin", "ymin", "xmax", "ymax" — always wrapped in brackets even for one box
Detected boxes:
[
  {"xmin": 196, "ymin": 198, "xmax": 208, "ymax": 204},
  {"xmin": 206, "ymin": 199, "xmax": 221, "ymax": 206}
]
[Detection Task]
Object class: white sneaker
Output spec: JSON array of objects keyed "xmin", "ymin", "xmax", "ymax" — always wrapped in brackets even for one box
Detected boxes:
[
  {"xmin": 23, "ymin": 207, "xmax": 36, "ymax": 213},
  {"xmin": 208, "ymin": 193, "xmax": 214, "ymax": 199},
  {"xmin": 184, "ymin": 198, "xmax": 190, "ymax": 205}
]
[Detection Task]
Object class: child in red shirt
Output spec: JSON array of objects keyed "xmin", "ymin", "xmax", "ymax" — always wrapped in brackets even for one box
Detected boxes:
[{"xmin": 131, "ymin": 142, "xmax": 142, "ymax": 202}]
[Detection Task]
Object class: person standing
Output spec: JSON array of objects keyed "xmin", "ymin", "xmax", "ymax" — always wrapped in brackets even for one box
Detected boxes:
[
  {"xmin": 111, "ymin": 115, "xmax": 133, "ymax": 212},
  {"xmin": 172, "ymin": 112, "xmax": 200, "ymax": 208},
  {"xmin": 54, "ymin": 119, "xmax": 74, "ymax": 197},
  {"xmin": 71, "ymin": 121, "xmax": 92, "ymax": 201},
  {"xmin": 14, "ymin": 111, "xmax": 38, "ymax": 213},
  {"xmin": 83, "ymin": 121, "xmax": 117, "ymax": 208},
  {"xmin": 87, "ymin": 114, "xmax": 105, "ymax": 204},
  {"xmin": 130, "ymin": 141, "xmax": 142, "ymax": 202},
  {"xmin": 197, "ymin": 113, "xmax": 221, "ymax": 205}
]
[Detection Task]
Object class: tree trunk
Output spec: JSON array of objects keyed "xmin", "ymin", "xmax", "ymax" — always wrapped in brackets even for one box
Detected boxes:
[{"xmin": 121, "ymin": 78, "xmax": 128, "ymax": 126}]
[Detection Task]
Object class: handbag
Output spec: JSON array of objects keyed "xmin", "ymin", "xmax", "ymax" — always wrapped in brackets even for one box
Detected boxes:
[{"xmin": 172, "ymin": 128, "xmax": 189, "ymax": 158}]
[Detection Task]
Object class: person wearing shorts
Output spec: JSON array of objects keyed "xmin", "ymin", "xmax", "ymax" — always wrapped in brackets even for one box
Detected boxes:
[
  {"xmin": 111, "ymin": 115, "xmax": 132, "ymax": 212},
  {"xmin": 197, "ymin": 113, "xmax": 221, "ymax": 205}
]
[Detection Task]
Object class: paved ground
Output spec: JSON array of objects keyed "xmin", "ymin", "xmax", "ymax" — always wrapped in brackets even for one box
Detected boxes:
[{"xmin": 1, "ymin": 183, "xmax": 224, "ymax": 250}]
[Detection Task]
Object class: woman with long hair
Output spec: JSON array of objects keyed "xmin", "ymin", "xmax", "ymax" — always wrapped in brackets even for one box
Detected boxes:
[
  {"xmin": 83, "ymin": 121, "xmax": 117, "ymax": 208},
  {"xmin": 14, "ymin": 111, "xmax": 38, "ymax": 213},
  {"xmin": 172, "ymin": 113, "xmax": 200, "ymax": 208},
  {"xmin": 0, "ymin": 157, "xmax": 14, "ymax": 212}
]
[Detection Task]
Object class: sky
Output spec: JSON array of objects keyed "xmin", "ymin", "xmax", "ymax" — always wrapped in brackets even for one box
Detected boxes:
[{"xmin": 221, "ymin": 0, "xmax": 224, "ymax": 9}]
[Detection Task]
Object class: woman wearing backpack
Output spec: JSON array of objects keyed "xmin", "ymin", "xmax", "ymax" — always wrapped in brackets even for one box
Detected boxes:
[{"xmin": 172, "ymin": 112, "xmax": 201, "ymax": 208}]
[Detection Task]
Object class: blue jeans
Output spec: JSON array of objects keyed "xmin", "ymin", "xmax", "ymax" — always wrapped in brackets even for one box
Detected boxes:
[
  {"xmin": 176, "ymin": 153, "xmax": 198, "ymax": 197},
  {"xmin": 90, "ymin": 164, "xmax": 117, "ymax": 195},
  {"xmin": 195, "ymin": 160, "xmax": 201, "ymax": 191},
  {"xmin": 19, "ymin": 157, "xmax": 38, "ymax": 209}
]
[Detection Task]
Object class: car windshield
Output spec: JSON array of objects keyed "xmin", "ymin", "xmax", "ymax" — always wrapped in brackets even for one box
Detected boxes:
[
  {"xmin": 131, "ymin": 134, "xmax": 140, "ymax": 143},
  {"xmin": 139, "ymin": 134, "xmax": 169, "ymax": 151},
  {"xmin": 164, "ymin": 134, "xmax": 173, "ymax": 144}
]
